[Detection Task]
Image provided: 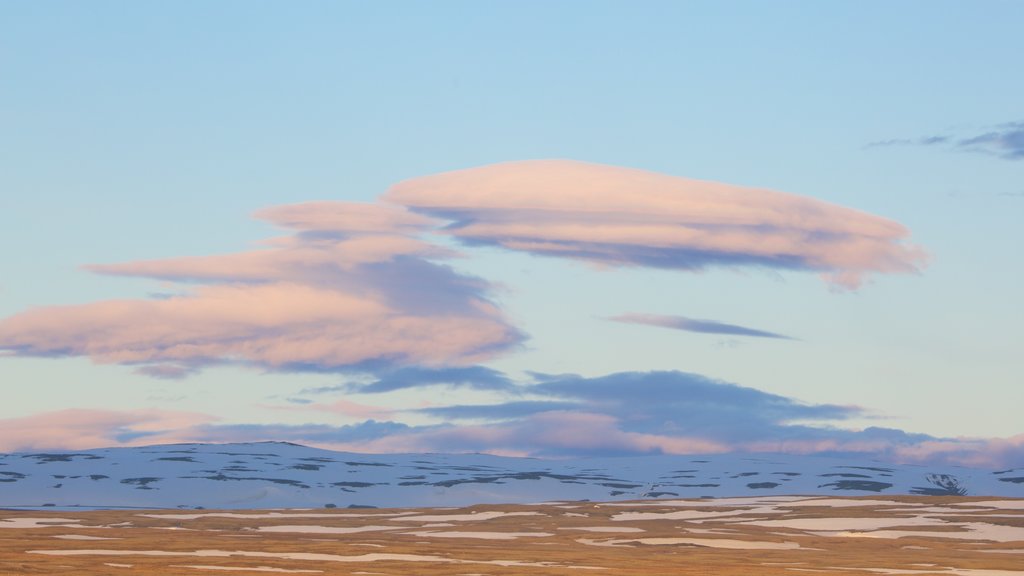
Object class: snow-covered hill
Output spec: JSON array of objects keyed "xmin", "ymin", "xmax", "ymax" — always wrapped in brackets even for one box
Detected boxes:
[{"xmin": 1, "ymin": 442, "xmax": 1020, "ymax": 509}]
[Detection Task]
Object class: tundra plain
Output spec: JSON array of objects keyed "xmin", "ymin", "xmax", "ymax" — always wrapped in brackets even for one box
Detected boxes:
[{"xmin": 3, "ymin": 496, "xmax": 1024, "ymax": 575}]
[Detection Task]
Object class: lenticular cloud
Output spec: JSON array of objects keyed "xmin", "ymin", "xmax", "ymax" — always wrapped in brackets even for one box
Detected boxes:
[
  {"xmin": 0, "ymin": 202, "xmax": 523, "ymax": 376},
  {"xmin": 0, "ymin": 161, "xmax": 925, "ymax": 378},
  {"xmin": 387, "ymin": 160, "xmax": 927, "ymax": 289}
]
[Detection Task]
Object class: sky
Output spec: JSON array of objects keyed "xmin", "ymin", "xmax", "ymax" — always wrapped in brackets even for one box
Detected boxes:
[{"xmin": 1, "ymin": 1, "xmax": 1022, "ymax": 466}]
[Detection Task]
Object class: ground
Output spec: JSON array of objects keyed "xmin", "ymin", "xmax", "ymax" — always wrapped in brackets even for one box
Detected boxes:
[{"xmin": 1, "ymin": 496, "xmax": 1023, "ymax": 575}]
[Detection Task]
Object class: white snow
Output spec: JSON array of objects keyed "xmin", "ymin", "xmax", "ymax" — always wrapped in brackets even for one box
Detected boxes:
[
  {"xmin": 0, "ymin": 517, "xmax": 83, "ymax": 528},
  {"xmin": 172, "ymin": 566, "xmax": 323, "ymax": 573},
  {"xmin": 254, "ymin": 525, "xmax": 398, "ymax": 534},
  {"xmin": 611, "ymin": 506, "xmax": 782, "ymax": 522},
  {"xmin": 26, "ymin": 548, "xmax": 597, "ymax": 568},
  {"xmin": 745, "ymin": 516, "xmax": 949, "ymax": 531},
  {"xmin": 819, "ymin": 522, "xmax": 1024, "ymax": 542},
  {"xmin": 140, "ymin": 512, "xmax": 414, "ymax": 520},
  {"xmin": 785, "ymin": 499, "xmax": 905, "ymax": 507},
  {"xmin": 576, "ymin": 537, "xmax": 801, "ymax": 550},
  {"xmin": 400, "ymin": 530, "xmax": 554, "ymax": 540},
  {"xmin": 390, "ymin": 511, "xmax": 543, "ymax": 522},
  {"xmin": 963, "ymin": 501, "xmax": 1024, "ymax": 510},
  {"xmin": 558, "ymin": 526, "xmax": 646, "ymax": 533}
]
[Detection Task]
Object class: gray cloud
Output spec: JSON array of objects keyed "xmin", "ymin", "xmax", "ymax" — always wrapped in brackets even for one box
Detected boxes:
[
  {"xmin": 609, "ymin": 313, "xmax": 795, "ymax": 340},
  {"xmin": 419, "ymin": 400, "xmax": 579, "ymax": 420},
  {"xmin": 867, "ymin": 136, "xmax": 951, "ymax": 148},
  {"xmin": 350, "ymin": 366, "xmax": 516, "ymax": 394},
  {"xmin": 4, "ymin": 373, "xmax": 1022, "ymax": 467},
  {"xmin": 416, "ymin": 371, "xmax": 859, "ymax": 444},
  {"xmin": 193, "ymin": 420, "xmax": 417, "ymax": 445},
  {"xmin": 297, "ymin": 365, "xmax": 516, "ymax": 397},
  {"xmin": 133, "ymin": 363, "xmax": 202, "ymax": 380},
  {"xmin": 870, "ymin": 121, "xmax": 1024, "ymax": 161},
  {"xmin": 958, "ymin": 122, "xmax": 1024, "ymax": 160}
]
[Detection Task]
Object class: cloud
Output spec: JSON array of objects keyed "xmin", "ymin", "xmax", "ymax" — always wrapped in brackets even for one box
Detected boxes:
[
  {"xmin": 349, "ymin": 366, "xmax": 516, "ymax": 394},
  {"xmin": 396, "ymin": 370, "xmax": 1024, "ymax": 466},
  {"xmin": 609, "ymin": 313, "xmax": 794, "ymax": 340},
  {"xmin": 0, "ymin": 202, "xmax": 523, "ymax": 376},
  {"xmin": 419, "ymin": 400, "xmax": 580, "ymax": 420},
  {"xmin": 0, "ymin": 408, "xmax": 417, "ymax": 453},
  {"xmin": 294, "ymin": 366, "xmax": 516, "ymax": 399},
  {"xmin": 351, "ymin": 411, "xmax": 732, "ymax": 458},
  {"xmin": 133, "ymin": 363, "xmax": 203, "ymax": 380},
  {"xmin": 386, "ymin": 160, "xmax": 926, "ymax": 290},
  {"xmin": 264, "ymin": 397, "xmax": 396, "ymax": 421},
  {"xmin": 188, "ymin": 420, "xmax": 417, "ymax": 446},
  {"xmin": 418, "ymin": 371, "xmax": 859, "ymax": 444},
  {"xmin": 870, "ymin": 121, "xmax": 1024, "ymax": 161},
  {"xmin": 4, "ymin": 381, "xmax": 1023, "ymax": 467},
  {"xmin": 0, "ymin": 408, "xmax": 219, "ymax": 452},
  {"xmin": 958, "ymin": 121, "xmax": 1024, "ymax": 160},
  {"xmin": 866, "ymin": 136, "xmax": 950, "ymax": 148}
]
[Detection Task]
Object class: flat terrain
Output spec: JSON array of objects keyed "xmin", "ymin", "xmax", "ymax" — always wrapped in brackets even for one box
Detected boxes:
[{"xmin": 1, "ymin": 496, "xmax": 1023, "ymax": 575}]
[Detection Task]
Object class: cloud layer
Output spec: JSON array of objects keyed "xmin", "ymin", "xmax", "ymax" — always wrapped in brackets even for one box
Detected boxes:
[
  {"xmin": 387, "ymin": 160, "xmax": 926, "ymax": 289},
  {"xmin": 3, "ymin": 370, "xmax": 1022, "ymax": 468},
  {"xmin": 610, "ymin": 313, "xmax": 794, "ymax": 339},
  {"xmin": 0, "ymin": 202, "xmax": 523, "ymax": 376},
  {"xmin": 417, "ymin": 371, "xmax": 858, "ymax": 448}
]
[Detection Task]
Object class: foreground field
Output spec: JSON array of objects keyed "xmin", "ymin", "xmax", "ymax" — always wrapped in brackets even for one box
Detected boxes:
[{"xmin": 1, "ymin": 496, "xmax": 1023, "ymax": 575}]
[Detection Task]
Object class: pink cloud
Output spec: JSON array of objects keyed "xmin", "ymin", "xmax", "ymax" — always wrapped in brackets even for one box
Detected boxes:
[
  {"xmin": 254, "ymin": 201, "xmax": 436, "ymax": 234},
  {"xmin": 86, "ymin": 202, "xmax": 452, "ymax": 282},
  {"xmin": 0, "ymin": 409, "xmax": 218, "ymax": 452},
  {"xmin": 0, "ymin": 201, "xmax": 522, "ymax": 375},
  {"xmin": 386, "ymin": 160, "xmax": 927, "ymax": 289},
  {"xmin": 0, "ymin": 282, "xmax": 517, "ymax": 371}
]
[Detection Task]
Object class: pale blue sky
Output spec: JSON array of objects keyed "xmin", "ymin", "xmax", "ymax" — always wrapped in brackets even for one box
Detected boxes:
[{"xmin": 1, "ymin": 1, "xmax": 1021, "ymax": 457}]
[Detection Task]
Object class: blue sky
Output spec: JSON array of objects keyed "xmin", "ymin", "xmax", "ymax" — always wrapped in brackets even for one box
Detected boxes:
[{"xmin": 1, "ymin": 1, "xmax": 1021, "ymax": 463}]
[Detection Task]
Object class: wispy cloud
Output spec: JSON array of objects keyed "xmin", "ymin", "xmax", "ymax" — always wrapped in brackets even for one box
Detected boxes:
[
  {"xmin": 870, "ymin": 121, "xmax": 1024, "ymax": 161},
  {"xmin": 133, "ymin": 363, "xmax": 204, "ymax": 380},
  {"xmin": 958, "ymin": 121, "xmax": 1024, "ymax": 160},
  {"xmin": 609, "ymin": 313, "xmax": 794, "ymax": 340},
  {"xmin": 866, "ymin": 136, "xmax": 951, "ymax": 148},
  {"xmin": 386, "ymin": 160, "xmax": 927, "ymax": 290},
  {"xmin": 0, "ymin": 202, "xmax": 523, "ymax": 377},
  {"xmin": 350, "ymin": 365, "xmax": 516, "ymax": 394}
]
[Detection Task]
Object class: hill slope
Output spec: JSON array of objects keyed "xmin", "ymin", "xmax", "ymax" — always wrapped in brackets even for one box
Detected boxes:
[{"xmin": 1, "ymin": 442, "xmax": 1020, "ymax": 509}]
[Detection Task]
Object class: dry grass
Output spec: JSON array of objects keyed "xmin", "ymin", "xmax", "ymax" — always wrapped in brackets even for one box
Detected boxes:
[{"xmin": 1, "ymin": 496, "xmax": 1022, "ymax": 575}]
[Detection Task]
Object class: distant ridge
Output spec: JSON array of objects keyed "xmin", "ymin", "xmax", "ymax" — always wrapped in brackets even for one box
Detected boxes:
[{"xmin": 0, "ymin": 442, "xmax": 1020, "ymax": 510}]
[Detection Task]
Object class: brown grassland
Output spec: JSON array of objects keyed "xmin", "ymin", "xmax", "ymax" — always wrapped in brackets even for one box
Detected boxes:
[{"xmin": 1, "ymin": 496, "xmax": 1022, "ymax": 575}]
